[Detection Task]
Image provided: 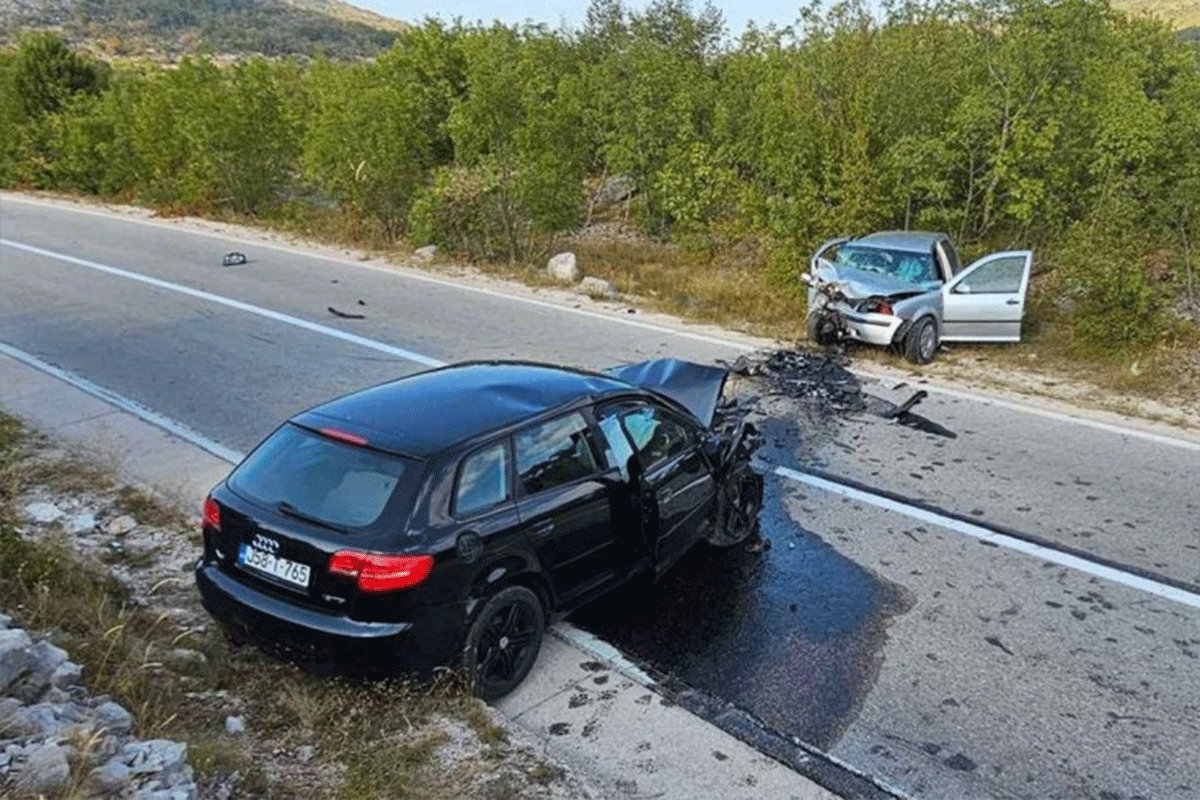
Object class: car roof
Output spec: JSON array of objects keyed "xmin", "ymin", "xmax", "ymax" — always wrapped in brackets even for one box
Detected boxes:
[
  {"xmin": 853, "ymin": 230, "xmax": 947, "ymax": 253},
  {"xmin": 292, "ymin": 362, "xmax": 634, "ymax": 458}
]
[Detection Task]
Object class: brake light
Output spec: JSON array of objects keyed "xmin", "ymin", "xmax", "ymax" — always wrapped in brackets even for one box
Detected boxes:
[
  {"xmin": 203, "ymin": 497, "xmax": 221, "ymax": 532},
  {"xmin": 319, "ymin": 427, "xmax": 369, "ymax": 447},
  {"xmin": 328, "ymin": 551, "xmax": 434, "ymax": 592},
  {"xmin": 873, "ymin": 302, "xmax": 893, "ymax": 315}
]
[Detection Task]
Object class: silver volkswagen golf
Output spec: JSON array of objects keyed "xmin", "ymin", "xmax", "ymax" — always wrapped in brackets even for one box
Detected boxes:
[{"xmin": 802, "ymin": 231, "xmax": 1034, "ymax": 364}]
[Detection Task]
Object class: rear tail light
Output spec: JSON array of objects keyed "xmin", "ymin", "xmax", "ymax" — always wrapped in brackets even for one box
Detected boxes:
[
  {"xmin": 203, "ymin": 497, "xmax": 221, "ymax": 532},
  {"xmin": 871, "ymin": 302, "xmax": 893, "ymax": 315},
  {"xmin": 328, "ymin": 551, "xmax": 434, "ymax": 592}
]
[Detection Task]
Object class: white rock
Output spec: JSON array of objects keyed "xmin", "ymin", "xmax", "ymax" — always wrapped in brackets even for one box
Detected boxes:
[
  {"xmin": 123, "ymin": 739, "xmax": 189, "ymax": 784},
  {"xmin": 224, "ymin": 715, "xmax": 245, "ymax": 736},
  {"xmin": 23, "ymin": 501, "xmax": 64, "ymax": 524},
  {"xmin": 50, "ymin": 660, "xmax": 83, "ymax": 689},
  {"xmin": 13, "ymin": 743, "xmax": 71, "ymax": 796},
  {"xmin": 0, "ymin": 628, "xmax": 33, "ymax": 692},
  {"xmin": 166, "ymin": 649, "xmax": 207, "ymax": 670},
  {"xmin": 593, "ymin": 173, "xmax": 637, "ymax": 205},
  {"xmin": 547, "ymin": 252, "xmax": 579, "ymax": 283},
  {"xmin": 579, "ymin": 276, "xmax": 618, "ymax": 298},
  {"xmin": 65, "ymin": 512, "xmax": 98, "ymax": 535},
  {"xmin": 94, "ymin": 701, "xmax": 134, "ymax": 735},
  {"xmin": 0, "ymin": 613, "xmax": 12, "ymax": 628},
  {"xmin": 295, "ymin": 745, "xmax": 315, "ymax": 763},
  {"xmin": 8, "ymin": 703, "xmax": 69, "ymax": 737},
  {"xmin": 89, "ymin": 758, "xmax": 131, "ymax": 794},
  {"xmin": 105, "ymin": 515, "xmax": 138, "ymax": 535},
  {"xmin": 413, "ymin": 245, "xmax": 438, "ymax": 262}
]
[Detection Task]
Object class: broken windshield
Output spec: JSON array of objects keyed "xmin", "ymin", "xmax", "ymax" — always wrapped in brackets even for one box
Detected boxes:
[{"xmin": 835, "ymin": 245, "xmax": 935, "ymax": 284}]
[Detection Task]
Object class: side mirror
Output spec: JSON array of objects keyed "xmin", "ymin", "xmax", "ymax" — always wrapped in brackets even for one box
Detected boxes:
[
  {"xmin": 800, "ymin": 272, "xmax": 815, "ymax": 287},
  {"xmin": 702, "ymin": 432, "xmax": 723, "ymax": 461},
  {"xmin": 956, "ymin": 284, "xmax": 972, "ymax": 295}
]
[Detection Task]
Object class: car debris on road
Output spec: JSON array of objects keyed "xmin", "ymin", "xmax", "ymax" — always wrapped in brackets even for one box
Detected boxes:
[{"xmin": 221, "ymin": 252, "xmax": 247, "ymax": 266}]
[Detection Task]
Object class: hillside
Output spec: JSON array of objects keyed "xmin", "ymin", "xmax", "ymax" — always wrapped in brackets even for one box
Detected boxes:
[
  {"xmin": 0, "ymin": 0, "xmax": 403, "ymax": 59},
  {"xmin": 1112, "ymin": 0, "xmax": 1200, "ymax": 30}
]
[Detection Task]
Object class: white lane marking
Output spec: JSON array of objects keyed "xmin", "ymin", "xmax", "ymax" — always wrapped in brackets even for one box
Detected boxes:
[
  {"xmin": 913, "ymin": 382, "xmax": 1200, "ymax": 452},
  {"xmin": 773, "ymin": 465, "xmax": 1200, "ymax": 611},
  {"xmin": 0, "ymin": 342, "xmax": 244, "ymax": 464},
  {"xmin": 0, "ymin": 238, "xmax": 447, "ymax": 369},
  {"xmin": 8, "ymin": 194, "xmax": 1200, "ymax": 453},
  {"xmin": 0, "ymin": 338, "xmax": 656, "ymax": 687},
  {"xmin": 0, "ymin": 195, "xmax": 756, "ymax": 352}
]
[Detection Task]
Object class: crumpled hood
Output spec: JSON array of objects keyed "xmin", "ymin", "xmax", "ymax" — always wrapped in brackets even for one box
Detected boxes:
[
  {"xmin": 606, "ymin": 358, "xmax": 727, "ymax": 427},
  {"xmin": 812, "ymin": 258, "xmax": 940, "ymax": 299}
]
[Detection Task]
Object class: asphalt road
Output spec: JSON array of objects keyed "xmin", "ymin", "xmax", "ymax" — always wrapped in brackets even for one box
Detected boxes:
[{"xmin": 3, "ymin": 195, "xmax": 1198, "ymax": 800}]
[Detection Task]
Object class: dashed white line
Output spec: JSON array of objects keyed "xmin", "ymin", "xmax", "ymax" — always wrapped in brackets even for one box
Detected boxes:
[
  {"xmin": 773, "ymin": 465, "xmax": 1200, "ymax": 611},
  {"xmin": 0, "ymin": 238, "xmax": 447, "ymax": 368}
]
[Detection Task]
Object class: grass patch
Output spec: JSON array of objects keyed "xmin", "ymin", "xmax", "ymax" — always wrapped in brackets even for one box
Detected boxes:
[{"xmin": 113, "ymin": 484, "xmax": 191, "ymax": 528}]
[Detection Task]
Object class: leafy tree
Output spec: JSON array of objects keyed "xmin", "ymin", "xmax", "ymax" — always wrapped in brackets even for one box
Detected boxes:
[
  {"xmin": 304, "ymin": 25, "xmax": 462, "ymax": 240},
  {"xmin": 12, "ymin": 33, "xmax": 105, "ymax": 120}
]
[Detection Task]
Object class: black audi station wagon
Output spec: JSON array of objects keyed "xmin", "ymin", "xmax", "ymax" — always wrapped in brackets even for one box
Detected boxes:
[{"xmin": 196, "ymin": 359, "xmax": 762, "ymax": 699}]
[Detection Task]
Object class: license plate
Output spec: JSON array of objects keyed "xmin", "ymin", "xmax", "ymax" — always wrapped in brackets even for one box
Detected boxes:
[{"xmin": 238, "ymin": 544, "xmax": 311, "ymax": 588}]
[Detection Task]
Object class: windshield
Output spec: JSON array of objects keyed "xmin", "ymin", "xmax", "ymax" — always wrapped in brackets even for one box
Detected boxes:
[
  {"xmin": 228, "ymin": 424, "xmax": 414, "ymax": 531},
  {"xmin": 835, "ymin": 245, "xmax": 936, "ymax": 283}
]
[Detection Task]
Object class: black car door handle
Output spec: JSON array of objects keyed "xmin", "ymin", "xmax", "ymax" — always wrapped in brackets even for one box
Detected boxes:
[
  {"xmin": 531, "ymin": 520, "xmax": 555, "ymax": 538},
  {"xmin": 1006, "ymin": 298, "xmax": 1020, "ymax": 305}
]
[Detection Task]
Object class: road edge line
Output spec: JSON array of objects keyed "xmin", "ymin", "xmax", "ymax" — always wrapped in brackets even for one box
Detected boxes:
[{"xmin": 772, "ymin": 464, "xmax": 1200, "ymax": 610}]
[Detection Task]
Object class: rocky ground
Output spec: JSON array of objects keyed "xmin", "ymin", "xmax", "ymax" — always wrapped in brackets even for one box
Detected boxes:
[
  {"xmin": 1, "ymin": 614, "xmax": 199, "ymax": 799},
  {"xmin": 0, "ymin": 419, "xmax": 597, "ymax": 799}
]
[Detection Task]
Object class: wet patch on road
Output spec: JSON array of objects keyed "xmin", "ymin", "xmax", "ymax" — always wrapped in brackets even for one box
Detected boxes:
[{"xmin": 572, "ymin": 474, "xmax": 912, "ymax": 751}]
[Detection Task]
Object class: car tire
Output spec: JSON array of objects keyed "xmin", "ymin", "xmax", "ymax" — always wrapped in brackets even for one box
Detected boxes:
[
  {"xmin": 806, "ymin": 311, "xmax": 840, "ymax": 346},
  {"xmin": 706, "ymin": 470, "xmax": 764, "ymax": 547},
  {"xmin": 462, "ymin": 586, "xmax": 545, "ymax": 701},
  {"xmin": 904, "ymin": 317, "xmax": 939, "ymax": 365}
]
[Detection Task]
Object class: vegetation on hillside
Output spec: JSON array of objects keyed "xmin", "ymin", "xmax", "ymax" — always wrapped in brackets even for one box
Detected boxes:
[
  {"xmin": 1113, "ymin": 0, "xmax": 1200, "ymax": 30},
  {"xmin": 0, "ymin": 0, "xmax": 399, "ymax": 59},
  {"xmin": 0, "ymin": 0, "xmax": 1197, "ymax": 388}
]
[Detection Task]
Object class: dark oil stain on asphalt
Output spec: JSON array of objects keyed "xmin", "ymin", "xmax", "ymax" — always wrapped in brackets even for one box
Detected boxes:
[
  {"xmin": 572, "ymin": 472, "xmax": 912, "ymax": 751},
  {"xmin": 573, "ymin": 354, "xmax": 925, "ymax": 757}
]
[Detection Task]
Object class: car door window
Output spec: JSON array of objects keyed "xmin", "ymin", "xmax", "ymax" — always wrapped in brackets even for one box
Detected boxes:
[
  {"xmin": 455, "ymin": 442, "xmax": 510, "ymax": 517},
  {"xmin": 514, "ymin": 412, "xmax": 600, "ymax": 496},
  {"xmin": 597, "ymin": 414, "xmax": 636, "ymax": 477},
  {"xmin": 619, "ymin": 405, "xmax": 693, "ymax": 470},
  {"xmin": 956, "ymin": 256, "xmax": 1026, "ymax": 293}
]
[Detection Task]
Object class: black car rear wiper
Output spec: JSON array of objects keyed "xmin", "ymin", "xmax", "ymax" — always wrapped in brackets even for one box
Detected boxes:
[{"xmin": 276, "ymin": 501, "xmax": 344, "ymax": 532}]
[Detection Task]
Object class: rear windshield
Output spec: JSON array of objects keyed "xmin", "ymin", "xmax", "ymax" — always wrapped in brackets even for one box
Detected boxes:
[{"xmin": 228, "ymin": 424, "xmax": 414, "ymax": 531}]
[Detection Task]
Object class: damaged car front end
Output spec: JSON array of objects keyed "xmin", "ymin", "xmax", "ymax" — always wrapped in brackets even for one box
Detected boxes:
[{"xmin": 609, "ymin": 359, "xmax": 765, "ymax": 548}]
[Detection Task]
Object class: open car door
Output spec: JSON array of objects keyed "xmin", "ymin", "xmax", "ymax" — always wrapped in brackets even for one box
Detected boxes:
[{"xmin": 941, "ymin": 251, "xmax": 1033, "ymax": 341}]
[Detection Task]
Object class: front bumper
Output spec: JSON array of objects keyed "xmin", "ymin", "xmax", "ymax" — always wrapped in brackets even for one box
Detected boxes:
[
  {"xmin": 824, "ymin": 305, "xmax": 904, "ymax": 346},
  {"xmin": 196, "ymin": 562, "xmax": 449, "ymax": 677}
]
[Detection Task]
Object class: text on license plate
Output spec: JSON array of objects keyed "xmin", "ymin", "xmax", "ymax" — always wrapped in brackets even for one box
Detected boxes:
[{"xmin": 238, "ymin": 544, "xmax": 311, "ymax": 588}]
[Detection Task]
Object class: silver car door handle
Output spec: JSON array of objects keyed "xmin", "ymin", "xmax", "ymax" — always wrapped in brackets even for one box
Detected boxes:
[{"xmin": 531, "ymin": 520, "xmax": 555, "ymax": 537}]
